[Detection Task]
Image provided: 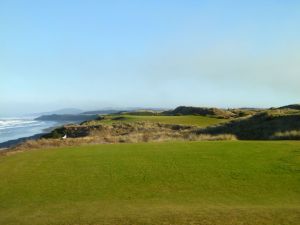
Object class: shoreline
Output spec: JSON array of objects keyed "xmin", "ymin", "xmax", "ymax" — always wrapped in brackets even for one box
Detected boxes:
[
  {"xmin": 0, "ymin": 121, "xmax": 80, "ymax": 150},
  {"xmin": 0, "ymin": 133, "xmax": 45, "ymax": 149}
]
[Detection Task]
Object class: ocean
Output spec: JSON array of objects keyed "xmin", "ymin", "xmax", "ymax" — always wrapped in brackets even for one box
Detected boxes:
[{"xmin": 0, "ymin": 118, "xmax": 58, "ymax": 144}]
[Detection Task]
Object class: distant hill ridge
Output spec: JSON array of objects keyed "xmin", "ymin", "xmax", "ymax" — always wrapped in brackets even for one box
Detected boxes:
[
  {"xmin": 163, "ymin": 106, "xmax": 236, "ymax": 118},
  {"xmin": 35, "ymin": 114, "xmax": 98, "ymax": 122},
  {"xmin": 278, "ymin": 104, "xmax": 300, "ymax": 110},
  {"xmin": 81, "ymin": 110, "xmax": 121, "ymax": 115}
]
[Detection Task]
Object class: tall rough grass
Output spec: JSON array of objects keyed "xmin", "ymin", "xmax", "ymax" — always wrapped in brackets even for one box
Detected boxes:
[
  {"xmin": 271, "ymin": 130, "xmax": 300, "ymax": 140},
  {"xmin": 9, "ymin": 122, "xmax": 237, "ymax": 152}
]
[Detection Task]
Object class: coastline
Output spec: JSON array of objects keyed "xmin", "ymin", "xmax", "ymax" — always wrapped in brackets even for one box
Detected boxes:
[
  {"xmin": 0, "ymin": 121, "xmax": 80, "ymax": 150},
  {"xmin": 0, "ymin": 133, "xmax": 45, "ymax": 149}
]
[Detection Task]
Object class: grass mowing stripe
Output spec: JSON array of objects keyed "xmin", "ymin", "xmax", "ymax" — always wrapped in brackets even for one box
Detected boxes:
[{"xmin": 0, "ymin": 141, "xmax": 299, "ymax": 224}]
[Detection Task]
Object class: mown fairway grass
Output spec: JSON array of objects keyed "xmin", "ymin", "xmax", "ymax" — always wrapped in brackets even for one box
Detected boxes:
[
  {"xmin": 0, "ymin": 141, "xmax": 299, "ymax": 225},
  {"xmin": 87, "ymin": 114, "xmax": 227, "ymax": 127}
]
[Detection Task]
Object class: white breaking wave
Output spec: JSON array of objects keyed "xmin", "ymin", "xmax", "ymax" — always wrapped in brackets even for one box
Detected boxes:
[
  {"xmin": 0, "ymin": 119, "xmax": 41, "ymax": 130},
  {"xmin": 0, "ymin": 118, "xmax": 58, "ymax": 144}
]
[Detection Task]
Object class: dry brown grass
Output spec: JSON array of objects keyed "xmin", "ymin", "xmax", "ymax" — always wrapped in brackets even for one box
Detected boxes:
[
  {"xmin": 186, "ymin": 133, "xmax": 238, "ymax": 141},
  {"xmin": 8, "ymin": 122, "xmax": 237, "ymax": 152},
  {"xmin": 271, "ymin": 130, "xmax": 300, "ymax": 140}
]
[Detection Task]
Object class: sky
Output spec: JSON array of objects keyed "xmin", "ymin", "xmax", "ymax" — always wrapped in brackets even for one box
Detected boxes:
[{"xmin": 1, "ymin": 0, "xmax": 300, "ymax": 116}]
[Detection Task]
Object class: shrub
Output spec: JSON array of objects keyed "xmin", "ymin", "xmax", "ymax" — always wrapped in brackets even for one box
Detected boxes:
[{"xmin": 271, "ymin": 130, "xmax": 300, "ymax": 140}]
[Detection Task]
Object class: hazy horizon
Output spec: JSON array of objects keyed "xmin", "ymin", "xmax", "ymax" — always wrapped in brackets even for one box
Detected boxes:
[
  {"xmin": 1, "ymin": 0, "xmax": 300, "ymax": 116},
  {"xmin": 0, "ymin": 103, "xmax": 294, "ymax": 118}
]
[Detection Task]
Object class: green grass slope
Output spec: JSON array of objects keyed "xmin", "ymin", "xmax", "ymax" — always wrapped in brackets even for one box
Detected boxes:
[
  {"xmin": 162, "ymin": 106, "xmax": 236, "ymax": 118},
  {"xmin": 198, "ymin": 111, "xmax": 300, "ymax": 140},
  {"xmin": 84, "ymin": 114, "xmax": 227, "ymax": 127},
  {"xmin": 0, "ymin": 141, "xmax": 300, "ymax": 225}
]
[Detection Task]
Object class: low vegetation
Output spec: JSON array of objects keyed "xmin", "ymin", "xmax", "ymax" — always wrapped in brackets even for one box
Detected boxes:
[
  {"xmin": 197, "ymin": 110, "xmax": 300, "ymax": 140},
  {"xmin": 162, "ymin": 106, "xmax": 237, "ymax": 118},
  {"xmin": 1, "ymin": 104, "xmax": 300, "ymax": 224},
  {"xmin": 83, "ymin": 114, "xmax": 228, "ymax": 126},
  {"xmin": 0, "ymin": 141, "xmax": 299, "ymax": 225},
  {"xmin": 272, "ymin": 130, "xmax": 300, "ymax": 140},
  {"xmin": 13, "ymin": 106, "xmax": 300, "ymax": 150},
  {"xmin": 9, "ymin": 122, "xmax": 235, "ymax": 151}
]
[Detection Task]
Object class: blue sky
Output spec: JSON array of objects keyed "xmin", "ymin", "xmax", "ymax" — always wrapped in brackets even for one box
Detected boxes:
[{"xmin": 1, "ymin": 0, "xmax": 300, "ymax": 116}]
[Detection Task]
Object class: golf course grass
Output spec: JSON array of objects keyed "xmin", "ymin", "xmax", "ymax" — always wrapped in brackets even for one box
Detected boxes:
[
  {"xmin": 86, "ymin": 114, "xmax": 227, "ymax": 127},
  {"xmin": 0, "ymin": 141, "xmax": 299, "ymax": 224}
]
